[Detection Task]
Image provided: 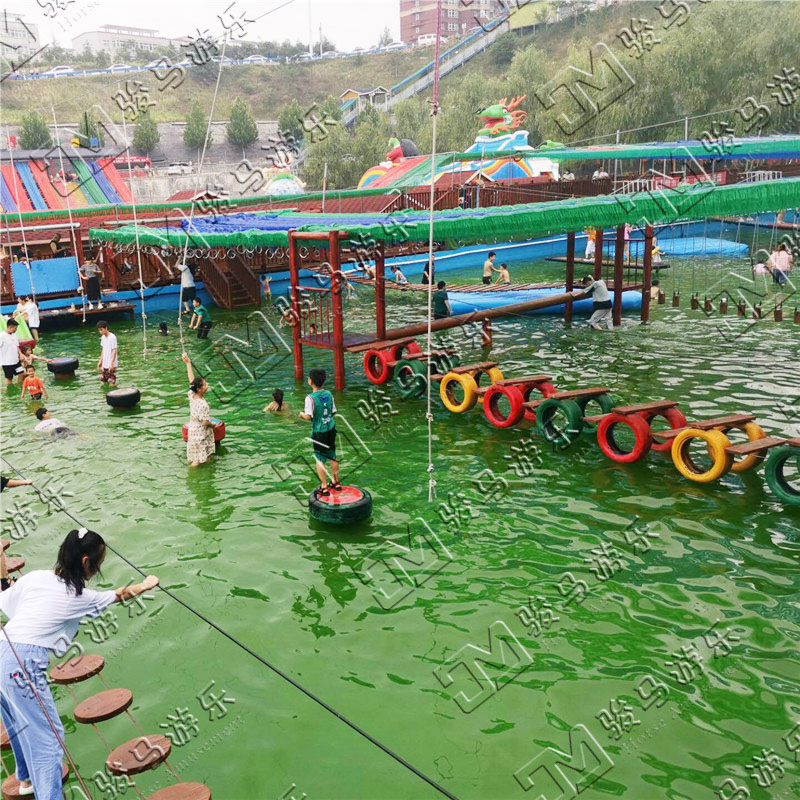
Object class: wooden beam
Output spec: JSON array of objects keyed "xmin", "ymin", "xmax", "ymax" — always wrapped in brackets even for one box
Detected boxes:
[
  {"xmin": 613, "ymin": 226, "xmax": 624, "ymax": 327},
  {"xmin": 330, "ymin": 230, "xmax": 346, "ymax": 390},
  {"xmin": 565, "ymin": 231, "xmax": 575, "ymax": 324},
  {"xmin": 641, "ymin": 224, "xmax": 653, "ymax": 322},
  {"xmin": 375, "ymin": 242, "xmax": 386, "ymax": 339},
  {"xmin": 288, "ymin": 231, "xmax": 304, "ymax": 382},
  {"xmin": 593, "ymin": 227, "xmax": 604, "ymax": 280}
]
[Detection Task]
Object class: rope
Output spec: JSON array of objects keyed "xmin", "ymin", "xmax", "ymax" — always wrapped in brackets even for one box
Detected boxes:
[
  {"xmin": 0, "ymin": 455, "xmax": 458, "ymax": 800},
  {"xmin": 4, "ymin": 129, "xmax": 37, "ymax": 307},
  {"xmin": 119, "ymin": 104, "xmax": 148, "ymax": 358},
  {"xmin": 424, "ymin": 1, "xmax": 444, "ymax": 505},
  {"xmin": 51, "ymin": 107, "xmax": 87, "ymax": 324},
  {"xmin": 0, "ymin": 623, "xmax": 94, "ymax": 798}
]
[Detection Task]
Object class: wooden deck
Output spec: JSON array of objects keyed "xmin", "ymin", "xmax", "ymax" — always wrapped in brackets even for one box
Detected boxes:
[
  {"xmin": 39, "ymin": 302, "xmax": 135, "ymax": 329},
  {"xmin": 346, "ymin": 277, "xmax": 644, "ymax": 294},
  {"xmin": 546, "ymin": 256, "xmax": 670, "ymax": 270}
]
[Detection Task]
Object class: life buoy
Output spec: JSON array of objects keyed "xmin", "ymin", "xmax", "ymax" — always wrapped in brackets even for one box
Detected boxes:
[
  {"xmin": 47, "ymin": 357, "xmax": 79, "ymax": 375},
  {"xmin": 440, "ymin": 372, "xmax": 479, "ymax": 413},
  {"xmin": 106, "ymin": 387, "xmax": 140, "ymax": 408},
  {"xmin": 182, "ymin": 418, "xmax": 226, "ymax": 443},
  {"xmin": 638, "ymin": 407, "xmax": 687, "ymax": 453},
  {"xmin": 308, "ymin": 486, "xmax": 372, "ymax": 525},
  {"xmin": 483, "ymin": 384, "xmax": 525, "ymax": 428},
  {"xmin": 718, "ymin": 421, "xmax": 767, "ymax": 473},
  {"xmin": 671, "ymin": 428, "xmax": 733, "ymax": 483},
  {"xmin": 764, "ymin": 446, "xmax": 800, "ymax": 506},
  {"xmin": 363, "ymin": 349, "xmax": 393, "ymax": 385},
  {"xmin": 597, "ymin": 413, "xmax": 653, "ymax": 464},
  {"xmin": 535, "ymin": 398, "xmax": 584, "ymax": 449}
]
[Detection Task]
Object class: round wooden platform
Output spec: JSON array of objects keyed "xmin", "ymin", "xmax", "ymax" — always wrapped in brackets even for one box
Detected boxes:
[
  {"xmin": 5, "ymin": 558, "xmax": 24, "ymax": 574},
  {"xmin": 49, "ymin": 653, "xmax": 105, "ymax": 685},
  {"xmin": 2, "ymin": 764, "xmax": 69, "ymax": 798},
  {"xmin": 148, "ymin": 783, "xmax": 212, "ymax": 800},
  {"xmin": 107, "ymin": 735, "xmax": 172, "ymax": 776},
  {"xmin": 0, "ymin": 720, "xmax": 9, "ymax": 751},
  {"xmin": 74, "ymin": 688, "xmax": 133, "ymax": 724}
]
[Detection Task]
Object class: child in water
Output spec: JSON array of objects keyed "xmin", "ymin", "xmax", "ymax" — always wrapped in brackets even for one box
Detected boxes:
[
  {"xmin": 299, "ymin": 368, "xmax": 340, "ymax": 496},
  {"xmin": 20, "ymin": 364, "xmax": 47, "ymax": 401},
  {"xmin": 264, "ymin": 388, "xmax": 289, "ymax": 413}
]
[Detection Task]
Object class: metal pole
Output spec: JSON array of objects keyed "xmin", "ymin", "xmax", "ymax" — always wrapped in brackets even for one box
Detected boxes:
[
  {"xmin": 612, "ymin": 225, "xmax": 624, "ymax": 327},
  {"xmin": 288, "ymin": 230, "xmax": 304, "ymax": 381},
  {"xmin": 322, "ymin": 163, "xmax": 328, "ymax": 213},
  {"xmin": 375, "ymin": 242, "xmax": 386, "ymax": 339},
  {"xmin": 330, "ymin": 230, "xmax": 345, "ymax": 390},
  {"xmin": 641, "ymin": 224, "xmax": 654, "ymax": 322},
  {"xmin": 565, "ymin": 231, "xmax": 575, "ymax": 324},
  {"xmin": 593, "ymin": 227, "xmax": 604, "ymax": 280}
]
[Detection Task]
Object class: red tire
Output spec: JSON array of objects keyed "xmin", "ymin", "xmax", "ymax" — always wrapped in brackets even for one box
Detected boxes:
[
  {"xmin": 597, "ymin": 413, "xmax": 653, "ymax": 464},
  {"xmin": 483, "ymin": 385, "xmax": 525, "ymax": 428},
  {"xmin": 638, "ymin": 407, "xmax": 687, "ymax": 453},
  {"xmin": 522, "ymin": 381, "xmax": 557, "ymax": 422},
  {"xmin": 390, "ymin": 340, "xmax": 421, "ymax": 361},
  {"xmin": 363, "ymin": 349, "xmax": 393, "ymax": 384},
  {"xmin": 182, "ymin": 418, "xmax": 226, "ymax": 443}
]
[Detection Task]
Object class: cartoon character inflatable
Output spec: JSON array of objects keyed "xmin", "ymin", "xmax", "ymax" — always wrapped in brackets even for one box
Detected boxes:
[{"xmin": 476, "ymin": 96, "xmax": 528, "ymax": 137}]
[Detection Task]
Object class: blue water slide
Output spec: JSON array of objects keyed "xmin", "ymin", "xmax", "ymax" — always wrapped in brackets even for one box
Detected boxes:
[
  {"xmin": 0, "ymin": 173, "xmax": 18, "ymax": 211},
  {"xmin": 89, "ymin": 160, "xmax": 123, "ymax": 204},
  {"xmin": 14, "ymin": 163, "xmax": 48, "ymax": 210}
]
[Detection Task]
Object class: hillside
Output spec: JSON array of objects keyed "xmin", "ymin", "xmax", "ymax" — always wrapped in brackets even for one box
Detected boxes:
[{"xmin": 0, "ymin": 48, "xmax": 434, "ymax": 125}]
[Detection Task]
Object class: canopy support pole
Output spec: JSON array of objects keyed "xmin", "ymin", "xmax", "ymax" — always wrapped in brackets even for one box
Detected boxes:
[
  {"xmin": 565, "ymin": 231, "xmax": 576, "ymax": 325},
  {"xmin": 641, "ymin": 224, "xmax": 654, "ymax": 322},
  {"xmin": 613, "ymin": 225, "xmax": 625, "ymax": 327}
]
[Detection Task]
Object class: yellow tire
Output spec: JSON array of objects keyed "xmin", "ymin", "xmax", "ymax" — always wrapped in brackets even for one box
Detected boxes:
[
  {"xmin": 440, "ymin": 372, "xmax": 479, "ymax": 413},
  {"xmin": 672, "ymin": 428, "xmax": 734, "ymax": 483},
  {"xmin": 719, "ymin": 422, "xmax": 767, "ymax": 473},
  {"xmin": 476, "ymin": 367, "xmax": 505, "ymax": 405}
]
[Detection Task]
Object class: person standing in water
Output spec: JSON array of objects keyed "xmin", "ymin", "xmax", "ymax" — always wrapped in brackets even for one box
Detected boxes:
[
  {"xmin": 0, "ymin": 528, "xmax": 158, "ymax": 800},
  {"xmin": 299, "ymin": 368, "xmax": 340, "ymax": 496},
  {"xmin": 482, "ymin": 252, "xmax": 496, "ymax": 285},
  {"xmin": 182, "ymin": 352, "xmax": 217, "ymax": 467},
  {"xmin": 96, "ymin": 321, "xmax": 117, "ymax": 384}
]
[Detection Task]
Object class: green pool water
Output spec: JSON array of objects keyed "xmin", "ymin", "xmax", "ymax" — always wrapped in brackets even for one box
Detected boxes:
[{"xmin": 1, "ymin": 246, "xmax": 798, "ymax": 800}]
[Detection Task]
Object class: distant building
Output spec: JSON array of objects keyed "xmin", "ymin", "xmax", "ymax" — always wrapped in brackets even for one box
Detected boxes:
[
  {"xmin": 340, "ymin": 88, "xmax": 391, "ymax": 114},
  {"xmin": 399, "ymin": 0, "xmax": 506, "ymax": 45},
  {"xmin": 0, "ymin": 13, "xmax": 41, "ymax": 63},
  {"xmin": 72, "ymin": 24, "xmax": 172, "ymax": 56}
]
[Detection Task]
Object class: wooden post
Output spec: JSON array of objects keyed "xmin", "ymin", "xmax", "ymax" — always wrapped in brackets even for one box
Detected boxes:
[
  {"xmin": 375, "ymin": 241, "xmax": 386, "ymax": 339},
  {"xmin": 641, "ymin": 224, "xmax": 653, "ymax": 322},
  {"xmin": 565, "ymin": 231, "xmax": 576, "ymax": 324},
  {"xmin": 612, "ymin": 225, "xmax": 624, "ymax": 327},
  {"xmin": 482, "ymin": 319, "xmax": 492, "ymax": 349},
  {"xmin": 329, "ymin": 230, "xmax": 346, "ymax": 391},
  {"xmin": 288, "ymin": 231, "xmax": 304, "ymax": 382},
  {"xmin": 593, "ymin": 227, "xmax": 604, "ymax": 280}
]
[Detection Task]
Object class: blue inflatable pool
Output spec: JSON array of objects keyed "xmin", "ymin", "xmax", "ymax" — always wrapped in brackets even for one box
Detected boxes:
[{"xmin": 446, "ymin": 287, "xmax": 642, "ymax": 317}]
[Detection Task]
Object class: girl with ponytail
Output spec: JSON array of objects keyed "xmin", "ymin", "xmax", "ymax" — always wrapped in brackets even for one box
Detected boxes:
[{"xmin": 0, "ymin": 528, "xmax": 158, "ymax": 799}]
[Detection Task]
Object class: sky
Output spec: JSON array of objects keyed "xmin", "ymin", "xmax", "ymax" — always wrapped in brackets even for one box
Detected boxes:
[{"xmin": 12, "ymin": 0, "xmax": 402, "ymax": 53}]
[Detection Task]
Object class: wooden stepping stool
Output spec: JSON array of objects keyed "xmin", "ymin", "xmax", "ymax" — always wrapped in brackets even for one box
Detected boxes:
[
  {"xmin": 75, "ymin": 688, "xmax": 133, "ymax": 724},
  {"xmin": 108, "ymin": 735, "xmax": 172, "ymax": 776},
  {"xmin": 50, "ymin": 653, "xmax": 105, "ymax": 685},
  {"xmin": 2, "ymin": 764, "xmax": 69, "ymax": 799},
  {"xmin": 148, "ymin": 783, "xmax": 213, "ymax": 800},
  {"xmin": 4, "ymin": 558, "xmax": 24, "ymax": 575}
]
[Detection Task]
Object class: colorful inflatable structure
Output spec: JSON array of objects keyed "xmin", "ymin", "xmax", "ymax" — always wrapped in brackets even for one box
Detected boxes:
[{"xmin": 357, "ymin": 95, "xmax": 560, "ymax": 190}]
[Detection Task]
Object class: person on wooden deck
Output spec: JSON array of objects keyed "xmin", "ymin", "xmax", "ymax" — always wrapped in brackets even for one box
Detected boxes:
[{"xmin": 582, "ymin": 275, "xmax": 614, "ymax": 331}]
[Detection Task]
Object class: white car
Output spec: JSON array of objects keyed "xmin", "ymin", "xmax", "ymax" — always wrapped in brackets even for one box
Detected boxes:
[
  {"xmin": 321, "ymin": 50, "xmax": 339, "ymax": 59},
  {"xmin": 167, "ymin": 162, "xmax": 193, "ymax": 175},
  {"xmin": 49, "ymin": 65, "xmax": 74, "ymax": 75},
  {"xmin": 385, "ymin": 42, "xmax": 407, "ymax": 51},
  {"xmin": 243, "ymin": 55, "xmax": 268, "ymax": 63},
  {"xmin": 109, "ymin": 63, "xmax": 132, "ymax": 72}
]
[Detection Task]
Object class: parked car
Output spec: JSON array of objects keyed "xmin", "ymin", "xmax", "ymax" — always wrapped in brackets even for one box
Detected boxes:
[
  {"xmin": 321, "ymin": 50, "xmax": 339, "ymax": 59},
  {"xmin": 48, "ymin": 65, "xmax": 74, "ymax": 75},
  {"xmin": 243, "ymin": 55, "xmax": 269, "ymax": 63},
  {"xmin": 167, "ymin": 162, "xmax": 193, "ymax": 175},
  {"xmin": 386, "ymin": 42, "xmax": 407, "ymax": 51},
  {"xmin": 109, "ymin": 63, "xmax": 132, "ymax": 72}
]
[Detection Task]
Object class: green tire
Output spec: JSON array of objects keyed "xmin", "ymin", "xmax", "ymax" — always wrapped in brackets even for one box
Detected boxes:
[
  {"xmin": 308, "ymin": 487, "xmax": 373, "ymax": 525},
  {"xmin": 394, "ymin": 359, "xmax": 428, "ymax": 399},
  {"xmin": 535, "ymin": 398, "xmax": 584, "ymax": 449},
  {"xmin": 764, "ymin": 446, "xmax": 800, "ymax": 506},
  {"xmin": 576, "ymin": 393, "xmax": 621, "ymax": 431}
]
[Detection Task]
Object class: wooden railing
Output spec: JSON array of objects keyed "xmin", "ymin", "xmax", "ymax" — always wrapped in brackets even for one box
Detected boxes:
[
  {"xmin": 228, "ymin": 253, "xmax": 261, "ymax": 304},
  {"xmin": 200, "ymin": 259, "xmax": 232, "ymax": 309}
]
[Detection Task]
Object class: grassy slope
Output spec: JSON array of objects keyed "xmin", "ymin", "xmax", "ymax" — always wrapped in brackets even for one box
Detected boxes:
[{"xmin": 1, "ymin": 48, "xmax": 435, "ymax": 124}]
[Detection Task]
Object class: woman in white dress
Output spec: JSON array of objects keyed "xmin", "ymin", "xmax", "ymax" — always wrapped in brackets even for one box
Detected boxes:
[{"xmin": 182, "ymin": 352, "xmax": 216, "ymax": 467}]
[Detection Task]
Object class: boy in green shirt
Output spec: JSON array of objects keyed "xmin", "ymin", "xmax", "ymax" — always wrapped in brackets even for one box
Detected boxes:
[
  {"xmin": 299, "ymin": 368, "xmax": 341, "ymax": 495},
  {"xmin": 433, "ymin": 281, "xmax": 452, "ymax": 320},
  {"xmin": 189, "ymin": 297, "xmax": 213, "ymax": 339}
]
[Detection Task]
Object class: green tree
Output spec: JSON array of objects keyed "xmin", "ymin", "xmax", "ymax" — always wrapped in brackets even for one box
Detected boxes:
[
  {"xmin": 18, "ymin": 111, "xmax": 52, "ymax": 150},
  {"xmin": 95, "ymin": 49, "xmax": 110, "ymax": 68},
  {"xmin": 78, "ymin": 112, "xmax": 105, "ymax": 147},
  {"xmin": 227, "ymin": 97, "xmax": 259, "ymax": 148},
  {"xmin": 378, "ymin": 27, "xmax": 393, "ymax": 47},
  {"xmin": 278, "ymin": 98, "xmax": 305, "ymax": 142},
  {"xmin": 132, "ymin": 111, "xmax": 160, "ymax": 155},
  {"xmin": 320, "ymin": 95, "xmax": 342, "ymax": 122},
  {"xmin": 184, "ymin": 102, "xmax": 212, "ymax": 152}
]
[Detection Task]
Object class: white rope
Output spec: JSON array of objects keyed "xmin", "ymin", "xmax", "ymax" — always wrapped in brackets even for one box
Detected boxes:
[
  {"xmin": 4, "ymin": 126, "xmax": 36, "ymax": 307},
  {"xmin": 176, "ymin": 37, "xmax": 229, "ymax": 351},
  {"xmin": 424, "ymin": 0, "xmax": 444, "ymax": 504},
  {"xmin": 119, "ymin": 101, "xmax": 148, "ymax": 357},
  {"xmin": 51, "ymin": 107, "xmax": 86, "ymax": 324}
]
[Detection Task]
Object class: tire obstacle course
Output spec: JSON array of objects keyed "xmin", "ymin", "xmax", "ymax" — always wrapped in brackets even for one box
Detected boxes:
[{"xmin": 363, "ymin": 339, "xmax": 800, "ymax": 507}]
